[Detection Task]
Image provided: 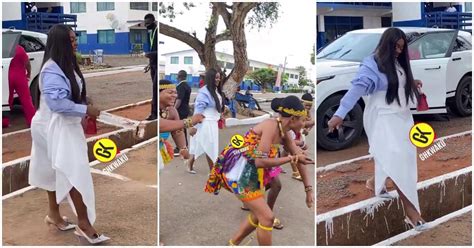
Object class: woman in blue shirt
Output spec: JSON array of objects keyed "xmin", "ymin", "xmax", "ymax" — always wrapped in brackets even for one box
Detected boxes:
[
  {"xmin": 29, "ymin": 25, "xmax": 109, "ymax": 244},
  {"xmin": 328, "ymin": 28, "xmax": 427, "ymax": 230}
]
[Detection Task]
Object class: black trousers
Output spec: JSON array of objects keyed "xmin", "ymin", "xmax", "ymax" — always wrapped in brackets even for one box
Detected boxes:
[{"xmin": 150, "ymin": 65, "xmax": 157, "ymax": 117}]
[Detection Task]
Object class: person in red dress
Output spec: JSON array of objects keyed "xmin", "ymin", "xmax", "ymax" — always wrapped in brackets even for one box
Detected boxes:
[{"xmin": 8, "ymin": 44, "xmax": 36, "ymax": 127}]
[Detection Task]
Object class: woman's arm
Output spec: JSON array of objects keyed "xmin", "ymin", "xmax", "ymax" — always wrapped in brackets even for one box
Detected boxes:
[
  {"xmin": 169, "ymin": 107, "xmax": 187, "ymax": 149},
  {"xmin": 282, "ymin": 132, "xmax": 313, "ymax": 189},
  {"xmin": 41, "ymin": 72, "xmax": 87, "ymax": 117},
  {"xmin": 193, "ymin": 90, "xmax": 210, "ymax": 114},
  {"xmin": 160, "ymin": 118, "xmax": 185, "ymax": 132}
]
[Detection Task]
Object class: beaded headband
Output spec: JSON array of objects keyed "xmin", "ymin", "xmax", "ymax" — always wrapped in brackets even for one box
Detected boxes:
[
  {"xmin": 278, "ymin": 107, "xmax": 307, "ymax": 117},
  {"xmin": 159, "ymin": 84, "xmax": 176, "ymax": 90}
]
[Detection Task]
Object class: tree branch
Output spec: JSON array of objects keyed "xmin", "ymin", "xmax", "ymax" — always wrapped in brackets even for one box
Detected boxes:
[
  {"xmin": 216, "ymin": 32, "xmax": 232, "ymax": 43},
  {"xmin": 159, "ymin": 22, "xmax": 204, "ymax": 54},
  {"xmin": 213, "ymin": 2, "xmax": 231, "ymax": 30}
]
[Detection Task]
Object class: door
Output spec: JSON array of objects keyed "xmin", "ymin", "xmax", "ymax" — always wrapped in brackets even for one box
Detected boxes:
[
  {"xmin": 408, "ymin": 30, "xmax": 457, "ymax": 113},
  {"xmin": 445, "ymin": 34, "xmax": 472, "ymax": 96},
  {"xmin": 19, "ymin": 34, "xmax": 45, "ymax": 87},
  {"xmin": 2, "ymin": 31, "xmax": 21, "ymax": 112}
]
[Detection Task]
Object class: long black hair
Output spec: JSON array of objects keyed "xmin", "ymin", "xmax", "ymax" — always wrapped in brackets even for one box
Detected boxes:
[
  {"xmin": 40, "ymin": 24, "xmax": 86, "ymax": 105},
  {"xmin": 205, "ymin": 68, "xmax": 224, "ymax": 113},
  {"xmin": 374, "ymin": 27, "xmax": 416, "ymax": 106}
]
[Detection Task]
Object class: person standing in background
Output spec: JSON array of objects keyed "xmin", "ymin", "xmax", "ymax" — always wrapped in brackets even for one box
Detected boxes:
[
  {"xmin": 8, "ymin": 44, "xmax": 36, "ymax": 127},
  {"xmin": 144, "ymin": 13, "xmax": 158, "ymax": 120},
  {"xmin": 174, "ymin": 70, "xmax": 192, "ymax": 154}
]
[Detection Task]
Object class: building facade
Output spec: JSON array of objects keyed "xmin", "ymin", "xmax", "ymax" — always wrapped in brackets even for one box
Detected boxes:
[
  {"xmin": 161, "ymin": 49, "xmax": 301, "ymax": 90},
  {"xmin": 317, "ymin": 2, "xmax": 472, "ymax": 49},
  {"xmin": 2, "ymin": 2, "xmax": 157, "ymax": 55}
]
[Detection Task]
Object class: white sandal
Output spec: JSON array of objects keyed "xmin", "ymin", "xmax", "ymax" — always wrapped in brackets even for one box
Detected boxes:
[
  {"xmin": 44, "ymin": 215, "xmax": 76, "ymax": 231},
  {"xmin": 74, "ymin": 226, "xmax": 110, "ymax": 245}
]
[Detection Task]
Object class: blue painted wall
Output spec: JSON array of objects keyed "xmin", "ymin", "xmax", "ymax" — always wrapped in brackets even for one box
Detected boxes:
[{"xmin": 77, "ymin": 32, "xmax": 130, "ymax": 55}]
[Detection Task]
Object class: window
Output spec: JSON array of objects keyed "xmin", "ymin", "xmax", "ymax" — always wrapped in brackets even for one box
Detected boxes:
[
  {"xmin": 170, "ymin": 56, "xmax": 179, "ymax": 64},
  {"xmin": 70, "ymin": 2, "xmax": 86, "ymax": 13},
  {"xmin": 19, "ymin": 35, "xmax": 45, "ymax": 52},
  {"xmin": 408, "ymin": 31, "xmax": 456, "ymax": 60},
  {"xmin": 130, "ymin": 2, "xmax": 149, "ymax": 10},
  {"xmin": 217, "ymin": 60, "xmax": 225, "ymax": 68},
  {"xmin": 98, "ymin": 30, "xmax": 115, "ymax": 44},
  {"xmin": 465, "ymin": 2, "xmax": 472, "ymax": 12},
  {"xmin": 97, "ymin": 2, "xmax": 114, "ymax": 11},
  {"xmin": 152, "ymin": 2, "xmax": 157, "ymax": 11},
  {"xmin": 76, "ymin": 31, "xmax": 87, "ymax": 44},
  {"xmin": 226, "ymin": 62, "xmax": 234, "ymax": 70},
  {"xmin": 184, "ymin": 56, "xmax": 193, "ymax": 64},
  {"xmin": 453, "ymin": 37, "xmax": 472, "ymax": 52},
  {"xmin": 294, "ymin": 74, "xmax": 299, "ymax": 80}
]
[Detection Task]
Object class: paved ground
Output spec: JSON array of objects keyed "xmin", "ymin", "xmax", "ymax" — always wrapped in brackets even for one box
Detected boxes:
[
  {"xmin": 395, "ymin": 211, "xmax": 472, "ymax": 246},
  {"xmin": 2, "ymin": 142, "xmax": 157, "ymax": 246},
  {"xmin": 90, "ymin": 55, "xmax": 149, "ymax": 68},
  {"xmin": 317, "ymin": 113, "xmax": 472, "ymax": 166},
  {"xmin": 159, "ymin": 124, "xmax": 315, "ymax": 246}
]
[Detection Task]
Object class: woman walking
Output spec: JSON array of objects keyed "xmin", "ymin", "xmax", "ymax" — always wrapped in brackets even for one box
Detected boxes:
[
  {"xmin": 328, "ymin": 27, "xmax": 426, "ymax": 230},
  {"xmin": 187, "ymin": 68, "xmax": 225, "ymax": 174},
  {"xmin": 29, "ymin": 24, "xmax": 109, "ymax": 244},
  {"xmin": 205, "ymin": 95, "xmax": 314, "ymax": 245}
]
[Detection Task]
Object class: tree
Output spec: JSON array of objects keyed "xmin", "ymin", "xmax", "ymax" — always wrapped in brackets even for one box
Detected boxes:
[
  {"xmin": 296, "ymin": 65, "xmax": 312, "ymax": 87},
  {"xmin": 247, "ymin": 68, "xmax": 288, "ymax": 90},
  {"xmin": 310, "ymin": 44, "xmax": 315, "ymax": 65},
  {"xmin": 159, "ymin": 2, "xmax": 280, "ymax": 97}
]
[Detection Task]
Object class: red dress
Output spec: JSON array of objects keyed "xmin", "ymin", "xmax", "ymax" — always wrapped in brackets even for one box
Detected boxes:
[{"xmin": 8, "ymin": 45, "xmax": 36, "ymax": 126}]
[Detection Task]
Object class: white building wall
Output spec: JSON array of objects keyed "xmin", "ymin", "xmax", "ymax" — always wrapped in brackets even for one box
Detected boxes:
[
  {"xmin": 62, "ymin": 2, "xmax": 151, "ymax": 34},
  {"xmin": 363, "ymin": 16, "xmax": 382, "ymax": 29},
  {"xmin": 392, "ymin": 2, "xmax": 421, "ymax": 22},
  {"xmin": 2, "ymin": 2, "xmax": 22, "ymax": 21}
]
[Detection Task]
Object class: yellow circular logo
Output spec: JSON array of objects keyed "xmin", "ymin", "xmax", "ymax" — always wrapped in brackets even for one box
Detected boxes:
[
  {"xmin": 409, "ymin": 123, "xmax": 435, "ymax": 148},
  {"xmin": 230, "ymin": 134, "xmax": 245, "ymax": 149},
  {"xmin": 93, "ymin": 138, "xmax": 118, "ymax": 163}
]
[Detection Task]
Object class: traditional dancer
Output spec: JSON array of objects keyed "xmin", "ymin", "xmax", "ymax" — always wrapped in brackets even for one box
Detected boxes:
[
  {"xmin": 205, "ymin": 95, "xmax": 314, "ymax": 245},
  {"xmin": 29, "ymin": 24, "xmax": 109, "ymax": 244},
  {"xmin": 159, "ymin": 79, "xmax": 204, "ymax": 170},
  {"xmin": 187, "ymin": 68, "xmax": 225, "ymax": 174},
  {"xmin": 328, "ymin": 27, "xmax": 426, "ymax": 230}
]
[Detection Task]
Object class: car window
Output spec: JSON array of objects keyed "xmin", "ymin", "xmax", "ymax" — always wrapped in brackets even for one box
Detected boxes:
[
  {"xmin": 317, "ymin": 33, "xmax": 381, "ymax": 62},
  {"xmin": 19, "ymin": 35, "xmax": 45, "ymax": 53},
  {"xmin": 453, "ymin": 36, "xmax": 471, "ymax": 52},
  {"xmin": 408, "ymin": 32, "xmax": 456, "ymax": 60},
  {"xmin": 2, "ymin": 32, "xmax": 21, "ymax": 58}
]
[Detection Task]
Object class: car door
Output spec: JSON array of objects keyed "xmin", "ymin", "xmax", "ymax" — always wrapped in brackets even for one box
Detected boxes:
[
  {"xmin": 408, "ymin": 30, "xmax": 457, "ymax": 114},
  {"xmin": 19, "ymin": 34, "xmax": 45, "ymax": 87},
  {"xmin": 2, "ymin": 31, "xmax": 21, "ymax": 112},
  {"xmin": 445, "ymin": 34, "xmax": 472, "ymax": 97}
]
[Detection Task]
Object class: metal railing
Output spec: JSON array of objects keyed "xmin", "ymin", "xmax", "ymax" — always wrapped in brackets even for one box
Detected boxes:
[
  {"xmin": 426, "ymin": 11, "xmax": 472, "ymax": 31},
  {"xmin": 26, "ymin": 12, "xmax": 77, "ymax": 33}
]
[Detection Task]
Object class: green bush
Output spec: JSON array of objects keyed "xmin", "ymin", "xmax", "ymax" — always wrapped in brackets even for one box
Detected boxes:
[{"xmin": 75, "ymin": 52, "xmax": 83, "ymax": 65}]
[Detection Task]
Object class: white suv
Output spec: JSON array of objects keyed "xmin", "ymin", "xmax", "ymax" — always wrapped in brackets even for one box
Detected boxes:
[
  {"xmin": 2, "ymin": 29, "xmax": 47, "ymax": 112},
  {"xmin": 317, "ymin": 28, "xmax": 472, "ymax": 150}
]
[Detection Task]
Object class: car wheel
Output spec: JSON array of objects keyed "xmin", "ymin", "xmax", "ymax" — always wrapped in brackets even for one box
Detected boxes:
[
  {"xmin": 449, "ymin": 75, "xmax": 471, "ymax": 117},
  {"xmin": 317, "ymin": 94, "xmax": 364, "ymax": 151},
  {"xmin": 29, "ymin": 76, "xmax": 40, "ymax": 110}
]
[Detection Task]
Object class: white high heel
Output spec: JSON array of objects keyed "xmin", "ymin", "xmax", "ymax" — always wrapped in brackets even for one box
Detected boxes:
[
  {"xmin": 404, "ymin": 216, "xmax": 429, "ymax": 231},
  {"xmin": 74, "ymin": 226, "xmax": 110, "ymax": 245},
  {"xmin": 44, "ymin": 215, "xmax": 76, "ymax": 231}
]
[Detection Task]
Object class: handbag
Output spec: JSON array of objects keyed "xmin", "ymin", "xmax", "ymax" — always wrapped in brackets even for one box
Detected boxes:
[
  {"xmin": 417, "ymin": 87, "xmax": 429, "ymax": 111},
  {"xmin": 218, "ymin": 118, "xmax": 225, "ymax": 129},
  {"xmin": 82, "ymin": 115, "xmax": 97, "ymax": 135}
]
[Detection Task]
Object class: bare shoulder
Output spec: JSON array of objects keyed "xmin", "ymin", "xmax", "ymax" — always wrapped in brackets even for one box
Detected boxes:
[
  {"xmin": 254, "ymin": 118, "xmax": 278, "ymax": 136},
  {"xmin": 167, "ymin": 107, "xmax": 180, "ymax": 120}
]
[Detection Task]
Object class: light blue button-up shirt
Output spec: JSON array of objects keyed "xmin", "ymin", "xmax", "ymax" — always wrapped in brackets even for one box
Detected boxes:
[{"xmin": 41, "ymin": 60, "xmax": 87, "ymax": 117}]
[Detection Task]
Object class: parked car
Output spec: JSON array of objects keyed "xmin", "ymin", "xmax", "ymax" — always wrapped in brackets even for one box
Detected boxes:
[
  {"xmin": 2, "ymin": 29, "xmax": 47, "ymax": 112},
  {"xmin": 317, "ymin": 27, "xmax": 472, "ymax": 150}
]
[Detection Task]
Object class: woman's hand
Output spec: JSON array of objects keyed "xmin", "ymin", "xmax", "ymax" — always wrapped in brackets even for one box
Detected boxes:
[
  {"xmin": 180, "ymin": 148, "xmax": 190, "ymax": 160},
  {"xmin": 189, "ymin": 127, "xmax": 197, "ymax": 136},
  {"xmin": 191, "ymin": 114, "xmax": 205, "ymax": 125},
  {"xmin": 305, "ymin": 190, "xmax": 314, "ymax": 209},
  {"xmin": 86, "ymin": 96, "xmax": 94, "ymax": 105},
  {"xmin": 86, "ymin": 104, "xmax": 100, "ymax": 117},
  {"xmin": 327, "ymin": 116, "xmax": 343, "ymax": 133},
  {"xmin": 297, "ymin": 153, "xmax": 314, "ymax": 165}
]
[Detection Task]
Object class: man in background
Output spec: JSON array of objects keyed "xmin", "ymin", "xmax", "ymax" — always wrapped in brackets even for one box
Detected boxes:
[
  {"xmin": 144, "ymin": 13, "xmax": 157, "ymax": 120},
  {"xmin": 174, "ymin": 70, "xmax": 191, "ymax": 154}
]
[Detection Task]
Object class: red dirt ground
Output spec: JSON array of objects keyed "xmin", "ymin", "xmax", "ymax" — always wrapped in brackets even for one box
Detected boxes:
[
  {"xmin": 317, "ymin": 135, "xmax": 471, "ymax": 214},
  {"xmin": 110, "ymin": 103, "xmax": 151, "ymax": 121},
  {"xmin": 2, "ymin": 122, "xmax": 119, "ymax": 163}
]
